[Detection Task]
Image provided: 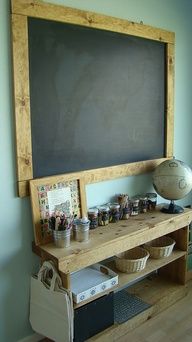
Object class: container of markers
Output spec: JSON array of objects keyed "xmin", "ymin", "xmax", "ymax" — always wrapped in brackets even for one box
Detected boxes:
[
  {"xmin": 53, "ymin": 229, "xmax": 71, "ymax": 248},
  {"xmin": 49, "ymin": 213, "xmax": 73, "ymax": 248}
]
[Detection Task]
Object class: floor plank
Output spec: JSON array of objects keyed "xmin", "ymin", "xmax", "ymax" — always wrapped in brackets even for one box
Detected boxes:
[{"xmin": 117, "ymin": 280, "xmax": 192, "ymax": 342}]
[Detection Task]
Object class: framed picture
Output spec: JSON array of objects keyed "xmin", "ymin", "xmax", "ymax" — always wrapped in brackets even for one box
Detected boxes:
[{"xmin": 30, "ymin": 174, "xmax": 87, "ymax": 245}]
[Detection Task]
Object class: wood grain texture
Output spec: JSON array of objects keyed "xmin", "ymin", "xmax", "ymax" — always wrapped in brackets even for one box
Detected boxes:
[
  {"xmin": 11, "ymin": 14, "xmax": 33, "ymax": 182},
  {"xmin": 12, "ymin": 0, "xmax": 174, "ymax": 43},
  {"xmin": 165, "ymin": 43, "xmax": 175, "ymax": 157},
  {"xmin": 38, "ymin": 208, "xmax": 192, "ymax": 274},
  {"xmin": 18, "ymin": 158, "xmax": 168, "ymax": 197},
  {"xmin": 88, "ymin": 277, "xmax": 188, "ymax": 341},
  {"xmin": 29, "ymin": 158, "xmax": 167, "ymax": 189},
  {"xmin": 116, "ymin": 280, "xmax": 192, "ymax": 342},
  {"xmin": 78, "ymin": 178, "xmax": 87, "ymax": 218},
  {"xmin": 106, "ymin": 250, "xmax": 186, "ymax": 290}
]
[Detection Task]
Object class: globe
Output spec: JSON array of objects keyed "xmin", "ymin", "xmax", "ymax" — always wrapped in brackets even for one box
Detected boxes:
[{"xmin": 152, "ymin": 158, "xmax": 192, "ymax": 213}]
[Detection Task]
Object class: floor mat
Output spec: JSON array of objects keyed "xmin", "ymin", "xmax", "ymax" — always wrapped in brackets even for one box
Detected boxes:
[{"xmin": 114, "ymin": 289, "xmax": 151, "ymax": 324}]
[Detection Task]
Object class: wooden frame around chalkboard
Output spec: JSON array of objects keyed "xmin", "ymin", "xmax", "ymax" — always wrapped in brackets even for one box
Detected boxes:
[{"xmin": 11, "ymin": 0, "xmax": 175, "ymax": 197}]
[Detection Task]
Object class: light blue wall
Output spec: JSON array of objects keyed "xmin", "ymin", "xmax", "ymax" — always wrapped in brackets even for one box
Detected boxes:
[{"xmin": 0, "ymin": 0, "xmax": 191, "ymax": 341}]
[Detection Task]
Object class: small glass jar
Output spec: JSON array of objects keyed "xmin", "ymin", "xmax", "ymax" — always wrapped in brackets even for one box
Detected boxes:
[
  {"xmin": 98, "ymin": 205, "xmax": 110, "ymax": 226},
  {"xmin": 109, "ymin": 203, "xmax": 120, "ymax": 223},
  {"xmin": 139, "ymin": 196, "xmax": 148, "ymax": 213},
  {"xmin": 122, "ymin": 203, "xmax": 131, "ymax": 219},
  {"xmin": 117, "ymin": 194, "xmax": 129, "ymax": 219},
  {"xmin": 130, "ymin": 198, "xmax": 140, "ymax": 216},
  {"xmin": 146, "ymin": 192, "xmax": 157, "ymax": 210},
  {"xmin": 88, "ymin": 208, "xmax": 99, "ymax": 229}
]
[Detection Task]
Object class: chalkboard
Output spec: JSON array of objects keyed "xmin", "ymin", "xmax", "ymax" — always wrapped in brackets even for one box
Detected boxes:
[{"xmin": 28, "ymin": 17, "xmax": 165, "ymax": 178}]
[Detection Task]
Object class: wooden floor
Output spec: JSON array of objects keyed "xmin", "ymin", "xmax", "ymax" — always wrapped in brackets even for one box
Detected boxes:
[
  {"xmin": 41, "ymin": 280, "xmax": 192, "ymax": 342},
  {"xmin": 116, "ymin": 280, "xmax": 192, "ymax": 342}
]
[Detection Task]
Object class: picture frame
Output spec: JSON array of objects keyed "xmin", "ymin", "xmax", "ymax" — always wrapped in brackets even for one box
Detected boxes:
[{"xmin": 30, "ymin": 173, "xmax": 87, "ymax": 245}]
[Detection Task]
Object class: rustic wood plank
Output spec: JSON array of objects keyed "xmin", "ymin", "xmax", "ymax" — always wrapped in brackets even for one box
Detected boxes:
[
  {"xmin": 12, "ymin": 0, "xmax": 174, "ymax": 43},
  {"xmin": 79, "ymin": 178, "xmax": 87, "ymax": 218},
  {"xmin": 106, "ymin": 250, "xmax": 186, "ymax": 289},
  {"xmin": 29, "ymin": 158, "xmax": 167, "ymax": 190},
  {"xmin": 19, "ymin": 158, "xmax": 170, "ymax": 197},
  {"xmin": 18, "ymin": 180, "xmax": 30, "ymax": 197},
  {"xmin": 116, "ymin": 280, "xmax": 192, "ymax": 342},
  {"xmin": 30, "ymin": 180, "xmax": 47, "ymax": 245},
  {"xmin": 60, "ymin": 272, "xmax": 71, "ymax": 289},
  {"xmin": 73, "ymin": 250, "xmax": 186, "ymax": 309},
  {"xmin": 11, "ymin": 14, "xmax": 33, "ymax": 185},
  {"xmin": 159, "ymin": 256, "xmax": 187, "ymax": 285},
  {"xmin": 165, "ymin": 43, "xmax": 175, "ymax": 157},
  {"xmin": 159, "ymin": 227, "xmax": 189, "ymax": 284},
  {"xmin": 38, "ymin": 208, "xmax": 192, "ymax": 273}
]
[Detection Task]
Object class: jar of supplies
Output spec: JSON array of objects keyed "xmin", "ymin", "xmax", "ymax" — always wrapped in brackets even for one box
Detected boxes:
[
  {"xmin": 130, "ymin": 198, "xmax": 140, "ymax": 216},
  {"xmin": 122, "ymin": 203, "xmax": 131, "ymax": 220},
  {"xmin": 109, "ymin": 203, "xmax": 121, "ymax": 223},
  {"xmin": 98, "ymin": 205, "xmax": 110, "ymax": 226},
  {"xmin": 88, "ymin": 208, "xmax": 99, "ymax": 229},
  {"xmin": 139, "ymin": 196, "xmax": 148, "ymax": 213},
  {"xmin": 117, "ymin": 194, "xmax": 129, "ymax": 219},
  {"xmin": 146, "ymin": 192, "xmax": 157, "ymax": 210}
]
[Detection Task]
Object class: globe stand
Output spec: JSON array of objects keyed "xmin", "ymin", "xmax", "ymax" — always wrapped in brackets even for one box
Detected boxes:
[{"xmin": 161, "ymin": 200, "xmax": 184, "ymax": 214}]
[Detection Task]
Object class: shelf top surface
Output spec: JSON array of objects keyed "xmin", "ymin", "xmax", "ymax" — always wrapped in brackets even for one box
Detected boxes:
[{"xmin": 38, "ymin": 206, "xmax": 192, "ymax": 273}]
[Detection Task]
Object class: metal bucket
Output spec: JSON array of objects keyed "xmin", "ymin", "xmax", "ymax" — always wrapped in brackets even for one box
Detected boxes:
[
  {"xmin": 53, "ymin": 229, "xmax": 71, "ymax": 248},
  {"xmin": 76, "ymin": 221, "xmax": 90, "ymax": 242}
]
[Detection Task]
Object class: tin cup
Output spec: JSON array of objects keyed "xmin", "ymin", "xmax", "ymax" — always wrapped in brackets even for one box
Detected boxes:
[
  {"xmin": 76, "ymin": 218, "xmax": 90, "ymax": 242},
  {"xmin": 53, "ymin": 229, "xmax": 71, "ymax": 248},
  {"xmin": 72, "ymin": 218, "xmax": 81, "ymax": 240}
]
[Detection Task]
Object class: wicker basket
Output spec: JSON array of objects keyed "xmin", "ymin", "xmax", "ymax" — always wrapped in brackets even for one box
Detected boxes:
[
  {"xmin": 143, "ymin": 236, "xmax": 175, "ymax": 259},
  {"xmin": 115, "ymin": 247, "xmax": 149, "ymax": 273}
]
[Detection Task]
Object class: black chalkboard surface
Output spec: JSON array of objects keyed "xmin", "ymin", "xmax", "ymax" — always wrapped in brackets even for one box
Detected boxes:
[{"xmin": 28, "ymin": 17, "xmax": 165, "ymax": 178}]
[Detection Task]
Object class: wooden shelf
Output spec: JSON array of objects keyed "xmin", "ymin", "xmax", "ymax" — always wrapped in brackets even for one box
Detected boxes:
[
  {"xmin": 106, "ymin": 249, "xmax": 186, "ymax": 289},
  {"xmin": 39, "ymin": 208, "xmax": 192, "ymax": 274},
  {"xmin": 73, "ymin": 249, "xmax": 186, "ymax": 309},
  {"xmin": 33, "ymin": 206, "xmax": 192, "ymax": 341}
]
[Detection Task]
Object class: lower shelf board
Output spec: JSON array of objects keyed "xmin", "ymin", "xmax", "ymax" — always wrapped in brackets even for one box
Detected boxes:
[
  {"xmin": 74, "ymin": 250, "xmax": 186, "ymax": 309},
  {"xmin": 87, "ymin": 275, "xmax": 188, "ymax": 342}
]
